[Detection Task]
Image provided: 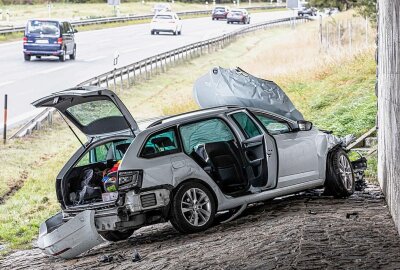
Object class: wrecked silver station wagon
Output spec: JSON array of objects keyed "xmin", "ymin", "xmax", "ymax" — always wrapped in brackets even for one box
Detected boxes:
[{"xmin": 34, "ymin": 67, "xmax": 365, "ymax": 259}]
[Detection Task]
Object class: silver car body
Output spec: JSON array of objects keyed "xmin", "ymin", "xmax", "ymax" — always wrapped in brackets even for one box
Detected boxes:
[{"xmin": 33, "ymin": 69, "xmax": 351, "ymax": 258}]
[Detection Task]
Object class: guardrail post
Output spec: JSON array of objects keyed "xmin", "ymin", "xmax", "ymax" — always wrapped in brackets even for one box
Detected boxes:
[
  {"xmin": 106, "ymin": 76, "xmax": 110, "ymax": 89},
  {"xmin": 127, "ymin": 67, "xmax": 131, "ymax": 86},
  {"xmin": 113, "ymin": 70, "xmax": 117, "ymax": 92},
  {"xmin": 120, "ymin": 70, "xmax": 124, "ymax": 90},
  {"xmin": 132, "ymin": 65, "xmax": 136, "ymax": 84},
  {"xmin": 3, "ymin": 94, "xmax": 7, "ymax": 144},
  {"xmin": 145, "ymin": 60, "xmax": 148, "ymax": 80}
]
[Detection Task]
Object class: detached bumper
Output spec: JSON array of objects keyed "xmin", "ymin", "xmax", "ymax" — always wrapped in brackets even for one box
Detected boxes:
[{"xmin": 37, "ymin": 210, "xmax": 104, "ymax": 259}]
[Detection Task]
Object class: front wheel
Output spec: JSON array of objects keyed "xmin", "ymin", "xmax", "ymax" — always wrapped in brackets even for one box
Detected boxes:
[
  {"xmin": 170, "ymin": 182, "xmax": 216, "ymax": 234},
  {"xmin": 324, "ymin": 148, "xmax": 355, "ymax": 198},
  {"xmin": 100, "ymin": 229, "xmax": 134, "ymax": 242}
]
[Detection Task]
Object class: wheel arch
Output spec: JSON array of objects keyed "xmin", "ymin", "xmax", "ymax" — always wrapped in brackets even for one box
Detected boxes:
[{"xmin": 171, "ymin": 178, "xmax": 219, "ymax": 209}]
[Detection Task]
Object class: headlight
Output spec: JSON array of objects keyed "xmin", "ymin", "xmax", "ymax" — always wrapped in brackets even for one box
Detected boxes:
[{"xmin": 118, "ymin": 170, "xmax": 143, "ymax": 189}]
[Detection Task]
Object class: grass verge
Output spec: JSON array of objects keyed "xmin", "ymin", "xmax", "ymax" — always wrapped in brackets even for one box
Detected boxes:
[{"xmin": 0, "ymin": 12, "xmax": 376, "ymax": 252}]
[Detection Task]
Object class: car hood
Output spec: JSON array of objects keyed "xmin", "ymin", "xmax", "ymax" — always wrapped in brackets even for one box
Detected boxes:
[
  {"xmin": 32, "ymin": 86, "xmax": 139, "ymax": 139},
  {"xmin": 193, "ymin": 67, "xmax": 304, "ymax": 121}
]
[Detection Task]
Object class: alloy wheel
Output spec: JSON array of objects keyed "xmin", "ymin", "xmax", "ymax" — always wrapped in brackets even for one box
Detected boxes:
[
  {"xmin": 181, "ymin": 187, "xmax": 211, "ymax": 227},
  {"xmin": 338, "ymin": 154, "xmax": 353, "ymax": 191}
]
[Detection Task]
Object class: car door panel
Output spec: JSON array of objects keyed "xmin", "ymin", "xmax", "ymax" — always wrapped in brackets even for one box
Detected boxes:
[{"xmin": 274, "ymin": 130, "xmax": 320, "ymax": 188}]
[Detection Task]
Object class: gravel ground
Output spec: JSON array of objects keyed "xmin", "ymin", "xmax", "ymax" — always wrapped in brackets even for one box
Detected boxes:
[{"xmin": 2, "ymin": 184, "xmax": 400, "ymax": 270}]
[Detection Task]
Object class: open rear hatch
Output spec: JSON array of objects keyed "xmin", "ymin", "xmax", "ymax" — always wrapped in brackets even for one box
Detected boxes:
[
  {"xmin": 32, "ymin": 86, "xmax": 139, "ymax": 139},
  {"xmin": 193, "ymin": 67, "xmax": 304, "ymax": 121}
]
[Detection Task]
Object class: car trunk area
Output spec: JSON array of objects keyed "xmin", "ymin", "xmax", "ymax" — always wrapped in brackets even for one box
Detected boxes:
[{"xmin": 63, "ymin": 138, "xmax": 133, "ymax": 208}]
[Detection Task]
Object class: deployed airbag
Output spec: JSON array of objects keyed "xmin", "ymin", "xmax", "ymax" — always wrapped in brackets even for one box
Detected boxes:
[{"xmin": 193, "ymin": 67, "xmax": 304, "ymax": 121}]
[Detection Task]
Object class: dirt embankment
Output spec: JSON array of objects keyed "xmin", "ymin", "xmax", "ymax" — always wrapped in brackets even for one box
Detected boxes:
[{"xmin": 2, "ymin": 185, "xmax": 400, "ymax": 270}]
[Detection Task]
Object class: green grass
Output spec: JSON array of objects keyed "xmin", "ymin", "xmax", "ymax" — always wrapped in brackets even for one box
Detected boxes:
[
  {"xmin": 278, "ymin": 52, "xmax": 377, "ymax": 137},
  {"xmin": 0, "ymin": 13, "xmax": 377, "ymax": 252}
]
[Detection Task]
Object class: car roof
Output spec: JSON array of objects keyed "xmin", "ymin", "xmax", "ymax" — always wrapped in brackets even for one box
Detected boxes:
[
  {"xmin": 155, "ymin": 11, "xmax": 176, "ymax": 16},
  {"xmin": 28, "ymin": 19, "xmax": 69, "ymax": 23},
  {"xmin": 145, "ymin": 105, "xmax": 295, "ymax": 132}
]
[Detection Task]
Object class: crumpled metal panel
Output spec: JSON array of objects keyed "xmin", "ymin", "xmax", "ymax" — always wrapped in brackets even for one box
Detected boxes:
[
  {"xmin": 193, "ymin": 67, "xmax": 304, "ymax": 121},
  {"xmin": 37, "ymin": 210, "xmax": 104, "ymax": 259},
  {"xmin": 326, "ymin": 133, "xmax": 356, "ymax": 149}
]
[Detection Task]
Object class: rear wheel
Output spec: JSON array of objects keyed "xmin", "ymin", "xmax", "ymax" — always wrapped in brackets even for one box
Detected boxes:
[
  {"xmin": 69, "ymin": 46, "xmax": 76, "ymax": 60},
  {"xmin": 170, "ymin": 182, "xmax": 216, "ymax": 234},
  {"xmin": 24, "ymin": 54, "xmax": 30, "ymax": 61},
  {"xmin": 100, "ymin": 229, "xmax": 134, "ymax": 242},
  {"xmin": 59, "ymin": 48, "xmax": 66, "ymax": 62},
  {"xmin": 173, "ymin": 30, "xmax": 177, "ymax": 35},
  {"xmin": 151, "ymin": 30, "xmax": 154, "ymax": 35},
  {"xmin": 324, "ymin": 148, "xmax": 355, "ymax": 198}
]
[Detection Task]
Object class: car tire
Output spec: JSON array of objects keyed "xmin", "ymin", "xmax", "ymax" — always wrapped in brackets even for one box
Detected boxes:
[
  {"xmin": 24, "ymin": 54, "xmax": 30, "ymax": 61},
  {"xmin": 35, "ymin": 56, "xmax": 41, "ymax": 59},
  {"xmin": 178, "ymin": 30, "xmax": 182, "ymax": 35},
  {"xmin": 170, "ymin": 181, "xmax": 216, "ymax": 234},
  {"xmin": 151, "ymin": 30, "xmax": 154, "ymax": 35},
  {"xmin": 173, "ymin": 30, "xmax": 177, "ymax": 35},
  {"xmin": 69, "ymin": 46, "xmax": 76, "ymax": 60},
  {"xmin": 59, "ymin": 48, "xmax": 66, "ymax": 62},
  {"xmin": 100, "ymin": 229, "xmax": 135, "ymax": 242},
  {"xmin": 324, "ymin": 148, "xmax": 355, "ymax": 198}
]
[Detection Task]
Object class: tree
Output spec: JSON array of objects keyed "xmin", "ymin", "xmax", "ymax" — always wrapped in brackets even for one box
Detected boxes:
[{"xmin": 377, "ymin": 0, "xmax": 400, "ymax": 235}]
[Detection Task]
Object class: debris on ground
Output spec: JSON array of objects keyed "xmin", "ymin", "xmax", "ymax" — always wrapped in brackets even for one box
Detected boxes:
[
  {"xmin": 132, "ymin": 249, "xmax": 142, "ymax": 262},
  {"xmin": 308, "ymin": 210, "xmax": 317, "ymax": 215},
  {"xmin": 98, "ymin": 254, "xmax": 113, "ymax": 263},
  {"xmin": 346, "ymin": 212, "xmax": 359, "ymax": 220}
]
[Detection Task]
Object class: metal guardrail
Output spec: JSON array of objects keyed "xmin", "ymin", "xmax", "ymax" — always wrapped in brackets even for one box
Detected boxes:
[
  {"xmin": 0, "ymin": 5, "xmax": 285, "ymax": 35},
  {"xmin": 12, "ymin": 16, "xmax": 309, "ymax": 138}
]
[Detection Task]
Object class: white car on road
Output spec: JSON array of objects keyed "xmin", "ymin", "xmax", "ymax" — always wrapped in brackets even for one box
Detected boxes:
[{"xmin": 150, "ymin": 12, "xmax": 182, "ymax": 35}]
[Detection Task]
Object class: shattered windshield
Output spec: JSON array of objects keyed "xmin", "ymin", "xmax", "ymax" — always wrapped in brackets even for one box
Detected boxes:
[{"xmin": 66, "ymin": 99, "xmax": 123, "ymax": 127}]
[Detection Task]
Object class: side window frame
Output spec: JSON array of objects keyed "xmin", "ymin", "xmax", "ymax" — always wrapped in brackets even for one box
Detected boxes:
[
  {"xmin": 178, "ymin": 117, "xmax": 239, "ymax": 155},
  {"xmin": 253, "ymin": 112, "xmax": 293, "ymax": 135},
  {"xmin": 139, "ymin": 127, "xmax": 181, "ymax": 159},
  {"xmin": 229, "ymin": 110, "xmax": 263, "ymax": 139}
]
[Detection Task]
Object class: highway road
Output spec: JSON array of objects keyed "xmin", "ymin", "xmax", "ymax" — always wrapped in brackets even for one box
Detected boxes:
[{"xmin": 0, "ymin": 10, "xmax": 291, "ymax": 129}]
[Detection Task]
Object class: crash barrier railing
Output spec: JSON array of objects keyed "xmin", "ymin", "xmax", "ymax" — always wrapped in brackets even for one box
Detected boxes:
[
  {"xmin": 11, "ymin": 16, "xmax": 308, "ymax": 138},
  {"xmin": 0, "ymin": 5, "xmax": 285, "ymax": 35}
]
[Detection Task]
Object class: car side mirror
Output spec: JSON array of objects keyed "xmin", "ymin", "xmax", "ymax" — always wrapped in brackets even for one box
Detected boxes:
[
  {"xmin": 297, "ymin": 120, "xmax": 313, "ymax": 131},
  {"xmin": 74, "ymin": 29, "xmax": 78, "ymax": 33}
]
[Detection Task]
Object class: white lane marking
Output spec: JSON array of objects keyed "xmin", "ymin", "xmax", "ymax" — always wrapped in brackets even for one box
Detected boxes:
[
  {"xmin": 0, "ymin": 80, "xmax": 14, "ymax": 87},
  {"xmin": 85, "ymin": 56, "xmax": 106, "ymax": 62},
  {"xmin": 0, "ymin": 40, "xmax": 21, "ymax": 48},
  {"xmin": 121, "ymin": 47, "xmax": 140, "ymax": 53},
  {"xmin": 37, "ymin": 65, "xmax": 71, "ymax": 74}
]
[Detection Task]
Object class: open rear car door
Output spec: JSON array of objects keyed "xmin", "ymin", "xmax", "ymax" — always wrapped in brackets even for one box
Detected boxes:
[{"xmin": 32, "ymin": 86, "xmax": 139, "ymax": 139}]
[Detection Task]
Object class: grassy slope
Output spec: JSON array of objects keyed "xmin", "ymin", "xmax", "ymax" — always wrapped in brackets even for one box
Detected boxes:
[{"xmin": 0, "ymin": 13, "xmax": 376, "ymax": 251}]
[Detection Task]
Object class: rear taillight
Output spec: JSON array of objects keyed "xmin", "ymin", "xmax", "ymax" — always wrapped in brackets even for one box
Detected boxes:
[
  {"xmin": 57, "ymin": 37, "xmax": 63, "ymax": 44},
  {"xmin": 23, "ymin": 37, "xmax": 27, "ymax": 44}
]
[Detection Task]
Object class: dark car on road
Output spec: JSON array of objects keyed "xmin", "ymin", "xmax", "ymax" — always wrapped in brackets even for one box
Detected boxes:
[
  {"xmin": 23, "ymin": 19, "xmax": 77, "ymax": 62},
  {"xmin": 227, "ymin": 9, "xmax": 250, "ymax": 24},
  {"xmin": 212, "ymin": 6, "xmax": 230, "ymax": 20},
  {"xmin": 298, "ymin": 7, "xmax": 317, "ymax": 17}
]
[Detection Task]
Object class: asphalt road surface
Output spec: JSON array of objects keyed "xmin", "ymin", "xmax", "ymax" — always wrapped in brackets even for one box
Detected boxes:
[
  {"xmin": 1, "ymin": 185, "xmax": 400, "ymax": 269},
  {"xmin": 0, "ymin": 10, "xmax": 291, "ymax": 129}
]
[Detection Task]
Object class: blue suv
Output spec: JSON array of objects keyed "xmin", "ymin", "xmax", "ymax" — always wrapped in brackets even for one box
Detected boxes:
[{"xmin": 23, "ymin": 19, "xmax": 77, "ymax": 62}]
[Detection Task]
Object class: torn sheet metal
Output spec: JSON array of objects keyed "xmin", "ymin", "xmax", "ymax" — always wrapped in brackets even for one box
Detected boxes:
[
  {"xmin": 326, "ymin": 133, "xmax": 356, "ymax": 149},
  {"xmin": 37, "ymin": 210, "xmax": 104, "ymax": 259},
  {"xmin": 193, "ymin": 67, "xmax": 304, "ymax": 121}
]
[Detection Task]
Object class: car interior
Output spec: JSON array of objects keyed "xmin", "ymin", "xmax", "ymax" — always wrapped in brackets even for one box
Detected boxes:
[{"xmin": 63, "ymin": 139, "xmax": 132, "ymax": 206}]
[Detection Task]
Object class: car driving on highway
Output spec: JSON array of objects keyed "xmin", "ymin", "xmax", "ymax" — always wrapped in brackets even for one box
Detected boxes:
[
  {"xmin": 150, "ymin": 12, "xmax": 182, "ymax": 35},
  {"xmin": 34, "ymin": 67, "xmax": 364, "ymax": 259},
  {"xmin": 212, "ymin": 6, "xmax": 230, "ymax": 20},
  {"xmin": 227, "ymin": 9, "xmax": 250, "ymax": 24},
  {"xmin": 23, "ymin": 19, "xmax": 77, "ymax": 62},
  {"xmin": 152, "ymin": 3, "xmax": 172, "ymax": 14}
]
